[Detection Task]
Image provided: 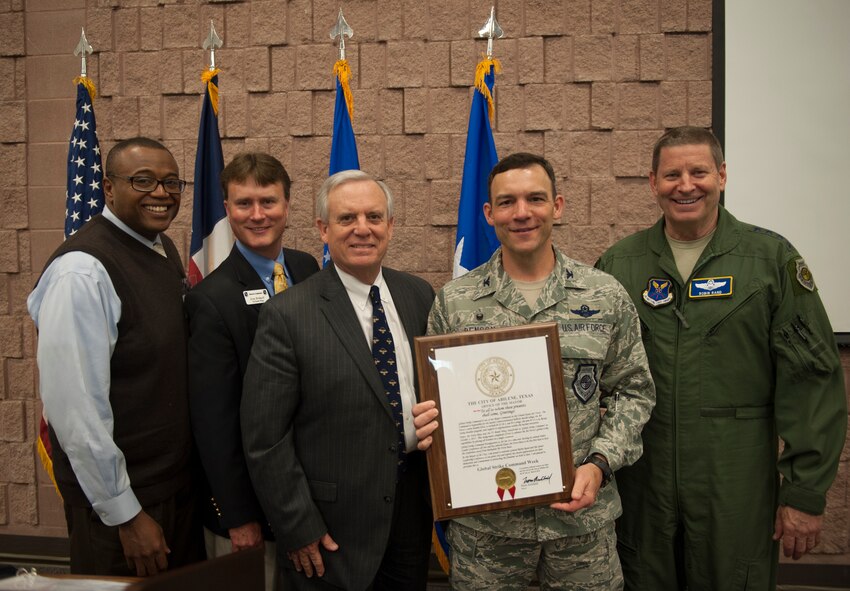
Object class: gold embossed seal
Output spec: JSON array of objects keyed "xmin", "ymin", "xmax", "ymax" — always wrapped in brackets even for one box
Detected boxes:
[{"xmin": 475, "ymin": 356, "xmax": 515, "ymax": 398}]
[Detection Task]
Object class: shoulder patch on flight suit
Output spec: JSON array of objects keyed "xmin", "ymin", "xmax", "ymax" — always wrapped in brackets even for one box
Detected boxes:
[
  {"xmin": 788, "ymin": 258, "xmax": 816, "ymax": 293},
  {"xmin": 642, "ymin": 278, "xmax": 673, "ymax": 308}
]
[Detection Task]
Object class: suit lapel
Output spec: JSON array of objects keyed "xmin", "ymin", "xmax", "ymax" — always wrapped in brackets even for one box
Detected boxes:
[
  {"xmin": 228, "ymin": 246, "xmax": 268, "ymax": 328},
  {"xmin": 319, "ymin": 267, "xmax": 394, "ymax": 421}
]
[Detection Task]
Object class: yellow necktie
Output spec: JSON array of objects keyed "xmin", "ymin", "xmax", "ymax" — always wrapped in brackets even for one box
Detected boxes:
[{"xmin": 273, "ymin": 262, "xmax": 288, "ymax": 294}]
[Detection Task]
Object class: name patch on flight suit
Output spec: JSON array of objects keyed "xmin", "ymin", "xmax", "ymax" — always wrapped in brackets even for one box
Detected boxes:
[
  {"xmin": 642, "ymin": 278, "xmax": 673, "ymax": 308},
  {"xmin": 688, "ymin": 276, "xmax": 733, "ymax": 299}
]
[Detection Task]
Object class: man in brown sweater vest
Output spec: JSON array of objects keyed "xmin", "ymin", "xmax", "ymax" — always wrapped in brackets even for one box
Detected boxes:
[{"xmin": 28, "ymin": 137, "xmax": 204, "ymax": 577}]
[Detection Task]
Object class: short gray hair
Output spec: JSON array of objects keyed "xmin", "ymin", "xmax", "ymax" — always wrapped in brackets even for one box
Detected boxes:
[{"xmin": 316, "ymin": 169, "xmax": 394, "ymax": 223}]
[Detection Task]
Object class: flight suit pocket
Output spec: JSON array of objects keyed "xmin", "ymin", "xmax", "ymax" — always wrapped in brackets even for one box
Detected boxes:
[{"xmin": 773, "ymin": 316, "xmax": 833, "ymax": 382}]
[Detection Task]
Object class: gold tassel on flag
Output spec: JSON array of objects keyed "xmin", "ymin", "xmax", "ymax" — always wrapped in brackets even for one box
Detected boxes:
[
  {"xmin": 473, "ymin": 57, "xmax": 501, "ymax": 123},
  {"xmin": 201, "ymin": 67, "xmax": 221, "ymax": 116},
  {"xmin": 333, "ymin": 59, "xmax": 354, "ymax": 121},
  {"xmin": 73, "ymin": 75, "xmax": 97, "ymax": 100}
]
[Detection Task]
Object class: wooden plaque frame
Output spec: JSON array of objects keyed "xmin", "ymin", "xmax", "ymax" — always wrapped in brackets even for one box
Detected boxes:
[{"xmin": 414, "ymin": 322, "xmax": 574, "ymax": 520}]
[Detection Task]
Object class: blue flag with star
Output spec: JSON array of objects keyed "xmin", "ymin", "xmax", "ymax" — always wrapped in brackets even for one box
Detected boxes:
[
  {"xmin": 65, "ymin": 80, "xmax": 104, "ymax": 237},
  {"xmin": 453, "ymin": 60, "xmax": 500, "ymax": 278}
]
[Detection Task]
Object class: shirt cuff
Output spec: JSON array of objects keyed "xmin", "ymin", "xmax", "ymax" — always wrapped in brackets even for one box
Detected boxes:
[
  {"xmin": 778, "ymin": 480, "xmax": 827, "ymax": 515},
  {"xmin": 92, "ymin": 488, "xmax": 142, "ymax": 526}
]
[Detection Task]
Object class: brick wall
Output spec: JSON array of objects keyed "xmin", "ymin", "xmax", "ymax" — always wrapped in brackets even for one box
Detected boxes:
[{"xmin": 1, "ymin": 0, "xmax": 848, "ymax": 565}]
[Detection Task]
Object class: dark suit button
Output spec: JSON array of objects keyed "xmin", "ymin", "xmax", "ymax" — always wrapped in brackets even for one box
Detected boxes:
[
  {"xmin": 384, "ymin": 496, "xmax": 392, "ymax": 503},
  {"xmin": 389, "ymin": 445, "xmax": 397, "ymax": 453}
]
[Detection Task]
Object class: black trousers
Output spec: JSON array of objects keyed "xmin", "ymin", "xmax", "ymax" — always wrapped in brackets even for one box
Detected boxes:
[{"xmin": 64, "ymin": 481, "xmax": 205, "ymax": 576}]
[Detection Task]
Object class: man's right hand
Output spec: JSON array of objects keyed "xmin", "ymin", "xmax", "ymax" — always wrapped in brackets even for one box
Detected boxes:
[
  {"xmin": 412, "ymin": 400, "xmax": 440, "ymax": 451},
  {"xmin": 288, "ymin": 533, "xmax": 339, "ymax": 578},
  {"xmin": 229, "ymin": 521, "xmax": 264, "ymax": 552},
  {"xmin": 118, "ymin": 510, "xmax": 170, "ymax": 577}
]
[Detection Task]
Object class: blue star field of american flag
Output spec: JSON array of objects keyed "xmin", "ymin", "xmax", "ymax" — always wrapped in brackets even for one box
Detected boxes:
[{"xmin": 65, "ymin": 81, "xmax": 104, "ymax": 238}]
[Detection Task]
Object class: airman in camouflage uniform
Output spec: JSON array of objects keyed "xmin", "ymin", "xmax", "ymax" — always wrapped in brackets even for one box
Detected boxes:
[{"xmin": 415, "ymin": 153, "xmax": 655, "ymax": 591}]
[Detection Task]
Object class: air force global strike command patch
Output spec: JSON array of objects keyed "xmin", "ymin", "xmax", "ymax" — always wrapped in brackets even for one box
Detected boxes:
[
  {"xmin": 643, "ymin": 278, "xmax": 673, "ymax": 308},
  {"xmin": 689, "ymin": 276, "xmax": 733, "ymax": 299},
  {"xmin": 794, "ymin": 258, "xmax": 816, "ymax": 292},
  {"xmin": 572, "ymin": 364, "xmax": 598, "ymax": 404}
]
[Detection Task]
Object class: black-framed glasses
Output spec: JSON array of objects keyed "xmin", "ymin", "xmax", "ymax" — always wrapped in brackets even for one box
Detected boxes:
[{"xmin": 109, "ymin": 175, "xmax": 187, "ymax": 195}]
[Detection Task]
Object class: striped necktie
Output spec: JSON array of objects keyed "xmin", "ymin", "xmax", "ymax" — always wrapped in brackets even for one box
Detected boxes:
[
  {"xmin": 273, "ymin": 262, "xmax": 288, "ymax": 294},
  {"xmin": 369, "ymin": 285, "xmax": 406, "ymax": 473}
]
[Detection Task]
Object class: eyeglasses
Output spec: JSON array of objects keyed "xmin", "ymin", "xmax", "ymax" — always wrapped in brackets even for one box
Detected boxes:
[{"xmin": 109, "ymin": 175, "xmax": 187, "ymax": 195}]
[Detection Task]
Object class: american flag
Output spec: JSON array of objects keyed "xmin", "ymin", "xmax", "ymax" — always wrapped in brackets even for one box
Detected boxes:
[
  {"xmin": 40, "ymin": 79, "xmax": 105, "ymax": 498},
  {"xmin": 65, "ymin": 80, "xmax": 104, "ymax": 238}
]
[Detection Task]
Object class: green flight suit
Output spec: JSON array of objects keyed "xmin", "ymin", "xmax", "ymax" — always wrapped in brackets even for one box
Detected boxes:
[{"xmin": 596, "ymin": 206, "xmax": 846, "ymax": 591}]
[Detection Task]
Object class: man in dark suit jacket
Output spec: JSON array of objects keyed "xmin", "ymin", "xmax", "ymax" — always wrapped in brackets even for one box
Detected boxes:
[
  {"xmin": 242, "ymin": 170, "xmax": 435, "ymax": 591},
  {"xmin": 187, "ymin": 152, "xmax": 319, "ymax": 589}
]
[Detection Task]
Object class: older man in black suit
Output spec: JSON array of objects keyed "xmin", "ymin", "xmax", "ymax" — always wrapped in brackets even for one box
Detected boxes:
[
  {"xmin": 241, "ymin": 170, "xmax": 435, "ymax": 591},
  {"xmin": 187, "ymin": 152, "xmax": 319, "ymax": 589}
]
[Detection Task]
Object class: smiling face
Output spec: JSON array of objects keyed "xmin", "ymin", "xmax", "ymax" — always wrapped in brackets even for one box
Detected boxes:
[
  {"xmin": 317, "ymin": 179, "xmax": 393, "ymax": 284},
  {"xmin": 224, "ymin": 177, "xmax": 289, "ymax": 260},
  {"xmin": 484, "ymin": 164, "xmax": 564, "ymax": 272},
  {"xmin": 104, "ymin": 145, "xmax": 181, "ymax": 240},
  {"xmin": 650, "ymin": 143, "xmax": 727, "ymax": 241}
]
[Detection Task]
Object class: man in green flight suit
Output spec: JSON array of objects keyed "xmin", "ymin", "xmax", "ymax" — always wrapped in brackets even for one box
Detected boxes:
[{"xmin": 596, "ymin": 126, "xmax": 847, "ymax": 590}]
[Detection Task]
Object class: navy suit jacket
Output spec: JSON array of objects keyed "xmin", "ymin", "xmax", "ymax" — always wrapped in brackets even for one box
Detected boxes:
[{"xmin": 187, "ymin": 244, "xmax": 319, "ymax": 538}]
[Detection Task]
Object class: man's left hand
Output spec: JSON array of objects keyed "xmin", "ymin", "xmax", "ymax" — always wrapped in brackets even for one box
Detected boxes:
[
  {"xmin": 550, "ymin": 463, "xmax": 603, "ymax": 513},
  {"xmin": 773, "ymin": 505, "xmax": 823, "ymax": 560}
]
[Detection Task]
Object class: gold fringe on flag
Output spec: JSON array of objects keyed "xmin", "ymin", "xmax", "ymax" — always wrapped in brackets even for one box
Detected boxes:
[
  {"xmin": 333, "ymin": 59, "xmax": 354, "ymax": 121},
  {"xmin": 201, "ymin": 67, "xmax": 222, "ymax": 116},
  {"xmin": 73, "ymin": 76, "xmax": 97, "ymax": 101},
  {"xmin": 473, "ymin": 56, "xmax": 501, "ymax": 123},
  {"xmin": 37, "ymin": 422, "xmax": 62, "ymax": 501}
]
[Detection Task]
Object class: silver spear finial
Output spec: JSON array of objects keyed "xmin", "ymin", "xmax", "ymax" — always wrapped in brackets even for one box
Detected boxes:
[
  {"xmin": 478, "ymin": 7, "xmax": 503, "ymax": 59},
  {"xmin": 74, "ymin": 28, "xmax": 93, "ymax": 78},
  {"xmin": 329, "ymin": 8, "xmax": 354, "ymax": 61},
  {"xmin": 202, "ymin": 20, "xmax": 223, "ymax": 71}
]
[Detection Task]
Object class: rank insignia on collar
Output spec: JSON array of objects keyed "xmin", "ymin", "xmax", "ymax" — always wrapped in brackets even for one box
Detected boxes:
[
  {"xmin": 570, "ymin": 304, "xmax": 600, "ymax": 318},
  {"xmin": 795, "ymin": 258, "xmax": 815, "ymax": 292},
  {"xmin": 689, "ymin": 276, "xmax": 733, "ymax": 299},
  {"xmin": 642, "ymin": 278, "xmax": 673, "ymax": 308}
]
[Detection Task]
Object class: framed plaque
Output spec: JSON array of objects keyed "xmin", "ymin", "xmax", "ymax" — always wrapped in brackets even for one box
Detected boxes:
[{"xmin": 414, "ymin": 322, "xmax": 574, "ymax": 520}]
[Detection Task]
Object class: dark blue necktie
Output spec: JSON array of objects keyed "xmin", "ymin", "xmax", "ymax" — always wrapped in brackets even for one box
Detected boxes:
[{"xmin": 369, "ymin": 285, "xmax": 407, "ymax": 473}]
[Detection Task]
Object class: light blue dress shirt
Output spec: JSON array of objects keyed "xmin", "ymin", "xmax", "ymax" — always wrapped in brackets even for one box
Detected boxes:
[
  {"xmin": 27, "ymin": 208, "xmax": 165, "ymax": 526},
  {"xmin": 235, "ymin": 240, "xmax": 290, "ymax": 296}
]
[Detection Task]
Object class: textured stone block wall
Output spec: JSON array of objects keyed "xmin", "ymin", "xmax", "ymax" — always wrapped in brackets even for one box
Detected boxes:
[{"xmin": 1, "ymin": 0, "xmax": 847, "ymax": 565}]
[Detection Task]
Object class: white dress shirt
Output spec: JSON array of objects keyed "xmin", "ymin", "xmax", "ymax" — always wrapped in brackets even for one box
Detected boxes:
[{"xmin": 336, "ymin": 267, "xmax": 418, "ymax": 452}]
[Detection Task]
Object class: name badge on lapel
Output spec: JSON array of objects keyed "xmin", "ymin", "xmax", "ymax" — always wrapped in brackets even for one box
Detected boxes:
[
  {"xmin": 689, "ymin": 276, "xmax": 733, "ymax": 299},
  {"xmin": 243, "ymin": 289, "xmax": 270, "ymax": 305}
]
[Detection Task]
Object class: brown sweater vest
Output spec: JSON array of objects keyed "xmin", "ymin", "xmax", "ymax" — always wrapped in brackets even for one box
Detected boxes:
[{"xmin": 42, "ymin": 215, "xmax": 192, "ymax": 509}]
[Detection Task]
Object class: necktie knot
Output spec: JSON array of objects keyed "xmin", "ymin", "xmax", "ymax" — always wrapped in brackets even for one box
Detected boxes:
[{"xmin": 273, "ymin": 262, "xmax": 288, "ymax": 294}]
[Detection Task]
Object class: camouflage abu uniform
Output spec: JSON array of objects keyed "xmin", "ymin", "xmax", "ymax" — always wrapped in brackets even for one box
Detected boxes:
[{"xmin": 431, "ymin": 248, "xmax": 655, "ymax": 590}]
